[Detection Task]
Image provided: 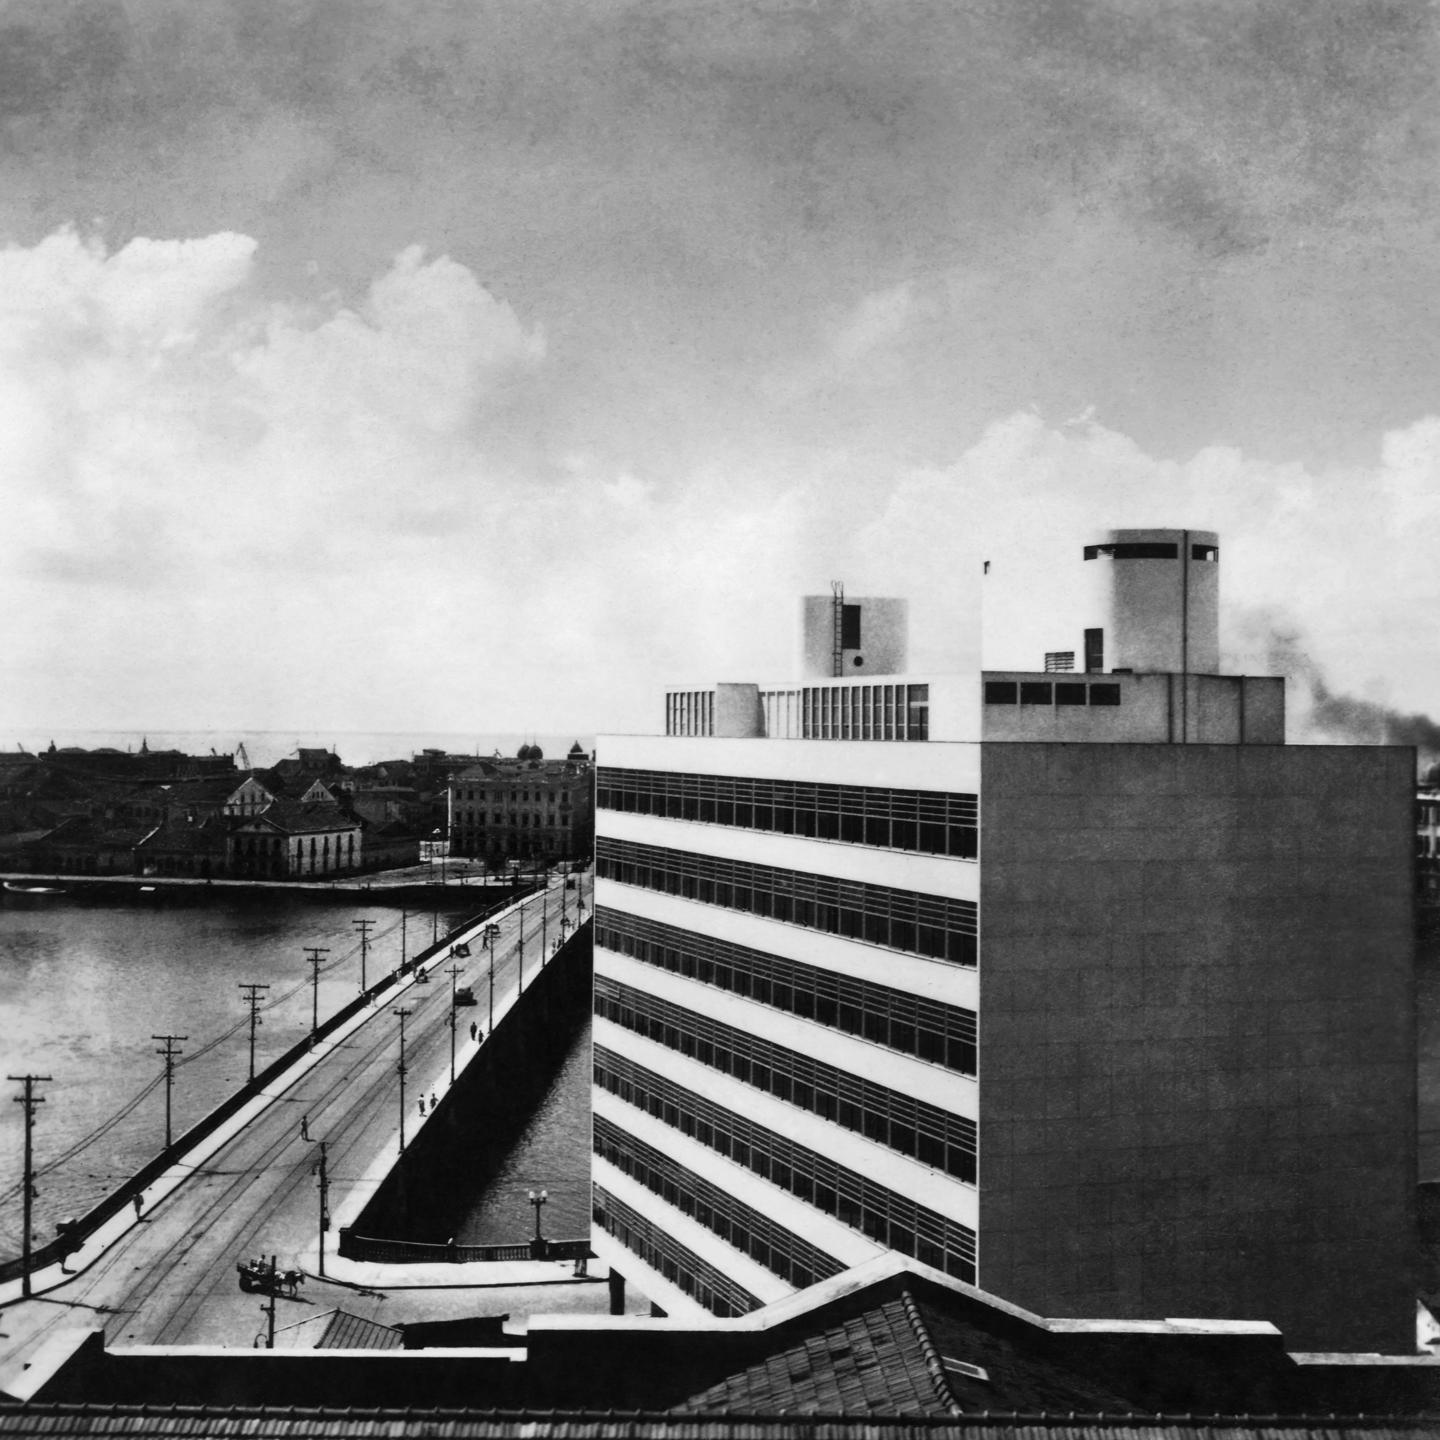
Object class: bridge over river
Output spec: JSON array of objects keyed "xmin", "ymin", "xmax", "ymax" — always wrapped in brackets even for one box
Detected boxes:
[{"xmin": 0, "ymin": 875, "xmax": 604, "ymax": 1387}]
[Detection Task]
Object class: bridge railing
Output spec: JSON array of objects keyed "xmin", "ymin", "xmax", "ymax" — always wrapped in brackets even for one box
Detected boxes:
[
  {"xmin": 0, "ymin": 893, "xmax": 527, "ymax": 1288},
  {"xmin": 337, "ymin": 1230, "xmax": 591, "ymax": 1265}
]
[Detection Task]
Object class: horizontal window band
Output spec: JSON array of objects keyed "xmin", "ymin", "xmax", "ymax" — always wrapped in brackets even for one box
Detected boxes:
[
  {"xmin": 592, "ymin": 1182, "xmax": 760, "ymax": 1317},
  {"xmin": 595, "ymin": 1113, "xmax": 846, "ymax": 1292},
  {"xmin": 595, "ymin": 975, "xmax": 977, "ymax": 1178},
  {"xmin": 595, "ymin": 906, "xmax": 976, "ymax": 1075},
  {"xmin": 596, "ymin": 837, "xmax": 977, "ymax": 967},
  {"xmin": 597, "ymin": 766, "xmax": 976, "ymax": 860},
  {"xmin": 595, "ymin": 1044, "xmax": 977, "ymax": 1280}
]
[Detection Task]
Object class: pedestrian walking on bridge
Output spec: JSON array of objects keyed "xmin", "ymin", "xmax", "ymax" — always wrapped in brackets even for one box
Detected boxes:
[{"xmin": 300, "ymin": 1115, "xmax": 310, "ymax": 1141}]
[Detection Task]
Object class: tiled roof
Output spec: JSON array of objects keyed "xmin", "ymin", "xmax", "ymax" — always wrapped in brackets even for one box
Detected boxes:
[
  {"xmin": 0, "ymin": 1406, "xmax": 1437, "ymax": 1439},
  {"xmin": 909, "ymin": 1293, "xmax": 1137, "ymax": 1414},
  {"xmin": 675, "ymin": 1295, "xmax": 953, "ymax": 1417},
  {"xmin": 239, "ymin": 804, "xmax": 357, "ymax": 836},
  {"xmin": 137, "ymin": 817, "xmax": 230, "ymax": 853},
  {"xmin": 157, "ymin": 779, "xmax": 236, "ymax": 802},
  {"xmin": 36, "ymin": 817, "xmax": 153, "ymax": 847},
  {"xmin": 318, "ymin": 1311, "xmax": 405, "ymax": 1351}
]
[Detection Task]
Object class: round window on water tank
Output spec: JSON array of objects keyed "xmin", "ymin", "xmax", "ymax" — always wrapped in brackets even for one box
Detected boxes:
[{"xmin": 853, "ymin": 655, "xmax": 865, "ymax": 667}]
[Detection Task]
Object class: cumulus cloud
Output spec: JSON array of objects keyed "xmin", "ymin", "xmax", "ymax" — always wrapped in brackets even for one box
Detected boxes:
[
  {"xmin": 0, "ymin": 226, "xmax": 804, "ymax": 734},
  {"xmin": 844, "ymin": 410, "xmax": 1440, "ymax": 725},
  {"xmin": 3, "ymin": 224, "xmax": 1439, "ymax": 742}
]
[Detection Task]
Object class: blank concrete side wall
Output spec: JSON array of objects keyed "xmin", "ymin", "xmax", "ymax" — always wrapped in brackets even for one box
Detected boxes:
[
  {"xmin": 849, "ymin": 598, "xmax": 909, "ymax": 677},
  {"xmin": 977, "ymin": 742, "xmax": 1417, "ymax": 1354},
  {"xmin": 715, "ymin": 684, "xmax": 763, "ymax": 739},
  {"xmin": 980, "ymin": 674, "xmax": 1284, "ymax": 745},
  {"xmin": 799, "ymin": 596, "xmax": 908, "ymax": 678}
]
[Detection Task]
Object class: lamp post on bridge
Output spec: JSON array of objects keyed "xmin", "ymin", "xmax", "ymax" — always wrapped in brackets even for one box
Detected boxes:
[{"xmin": 528, "ymin": 1187, "xmax": 548, "ymax": 1259}]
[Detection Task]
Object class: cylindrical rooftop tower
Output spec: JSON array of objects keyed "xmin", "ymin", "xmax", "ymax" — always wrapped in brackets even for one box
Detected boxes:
[{"xmin": 1085, "ymin": 528, "xmax": 1219, "ymax": 674}]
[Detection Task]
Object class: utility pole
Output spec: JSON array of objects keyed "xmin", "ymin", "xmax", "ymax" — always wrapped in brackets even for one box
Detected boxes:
[
  {"xmin": 484, "ymin": 922, "xmax": 500, "ymax": 1033},
  {"xmin": 517, "ymin": 900, "xmax": 525, "ymax": 992},
  {"xmin": 152, "ymin": 1036, "xmax": 186, "ymax": 1149},
  {"xmin": 261, "ymin": 1255, "xmax": 278, "ymax": 1349},
  {"xmin": 313, "ymin": 1141, "xmax": 330, "ymax": 1278},
  {"xmin": 352, "ymin": 918, "xmax": 375, "ymax": 994},
  {"xmin": 304, "ymin": 947, "xmax": 330, "ymax": 1043},
  {"xmin": 445, "ymin": 963, "xmax": 463, "ymax": 1083},
  {"xmin": 9, "ymin": 1074, "xmax": 50, "ymax": 1298},
  {"xmin": 542, "ymin": 870, "xmax": 549, "ymax": 965},
  {"xmin": 238, "ymin": 983, "xmax": 270, "ymax": 1082},
  {"xmin": 401, "ymin": 910, "xmax": 407, "ymax": 968},
  {"xmin": 392, "ymin": 1007, "xmax": 412, "ymax": 1152}
]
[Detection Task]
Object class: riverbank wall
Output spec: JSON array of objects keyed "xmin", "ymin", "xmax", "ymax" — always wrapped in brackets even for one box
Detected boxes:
[{"xmin": 0, "ymin": 872, "xmax": 519, "ymax": 907}]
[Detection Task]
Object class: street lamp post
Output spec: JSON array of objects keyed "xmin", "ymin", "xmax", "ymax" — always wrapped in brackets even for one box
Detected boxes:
[{"xmin": 528, "ymin": 1187, "xmax": 548, "ymax": 1258}]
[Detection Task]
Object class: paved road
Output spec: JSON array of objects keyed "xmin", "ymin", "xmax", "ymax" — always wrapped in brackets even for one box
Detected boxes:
[{"xmin": 0, "ymin": 877, "xmax": 592, "ymax": 1368}]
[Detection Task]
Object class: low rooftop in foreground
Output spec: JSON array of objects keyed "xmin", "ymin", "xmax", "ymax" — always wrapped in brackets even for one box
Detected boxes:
[{"xmin": 11, "ymin": 1256, "xmax": 1440, "ymax": 1420}]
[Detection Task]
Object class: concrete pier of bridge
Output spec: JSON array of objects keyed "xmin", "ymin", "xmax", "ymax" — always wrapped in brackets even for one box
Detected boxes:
[{"xmin": 0, "ymin": 873, "xmax": 625, "ymax": 1395}]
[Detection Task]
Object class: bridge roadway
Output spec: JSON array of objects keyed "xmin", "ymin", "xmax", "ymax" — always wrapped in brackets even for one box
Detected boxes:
[{"xmin": 0, "ymin": 875, "xmax": 599, "ymax": 1380}]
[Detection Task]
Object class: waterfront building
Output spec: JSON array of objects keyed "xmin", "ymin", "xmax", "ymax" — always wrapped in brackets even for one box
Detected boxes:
[
  {"xmin": 135, "ymin": 814, "xmax": 231, "ymax": 879},
  {"xmin": 223, "ymin": 774, "xmax": 279, "ymax": 816},
  {"xmin": 591, "ymin": 528, "xmax": 1416, "ymax": 1354},
  {"xmin": 360, "ymin": 818, "xmax": 422, "ymax": 870},
  {"xmin": 448, "ymin": 744, "xmax": 594, "ymax": 862},
  {"xmin": 20, "ymin": 816, "xmax": 154, "ymax": 875},
  {"xmin": 228, "ymin": 803, "xmax": 363, "ymax": 879}
]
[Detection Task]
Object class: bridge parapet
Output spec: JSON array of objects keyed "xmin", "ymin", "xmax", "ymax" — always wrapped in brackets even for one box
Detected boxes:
[{"xmin": 336, "ymin": 1232, "xmax": 591, "ymax": 1264}]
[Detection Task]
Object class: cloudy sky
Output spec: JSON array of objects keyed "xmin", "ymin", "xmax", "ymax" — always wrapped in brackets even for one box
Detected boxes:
[{"xmin": 2, "ymin": 0, "xmax": 1439, "ymax": 741}]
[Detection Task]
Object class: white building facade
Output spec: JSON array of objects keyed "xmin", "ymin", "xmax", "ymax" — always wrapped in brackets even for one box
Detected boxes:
[{"xmin": 591, "ymin": 530, "xmax": 1418, "ymax": 1352}]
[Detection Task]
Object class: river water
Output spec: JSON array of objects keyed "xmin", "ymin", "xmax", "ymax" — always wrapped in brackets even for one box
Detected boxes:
[{"xmin": 0, "ymin": 889, "xmax": 590, "ymax": 1260}]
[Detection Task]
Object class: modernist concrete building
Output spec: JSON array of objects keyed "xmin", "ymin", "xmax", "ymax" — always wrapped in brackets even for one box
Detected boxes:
[{"xmin": 592, "ymin": 528, "xmax": 1417, "ymax": 1354}]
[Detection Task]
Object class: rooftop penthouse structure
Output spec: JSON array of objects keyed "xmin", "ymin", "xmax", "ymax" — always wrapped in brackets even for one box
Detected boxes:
[{"xmin": 592, "ymin": 529, "xmax": 1417, "ymax": 1354}]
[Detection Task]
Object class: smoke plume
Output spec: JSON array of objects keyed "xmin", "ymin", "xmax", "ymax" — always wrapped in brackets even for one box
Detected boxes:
[{"xmin": 1254, "ymin": 619, "xmax": 1440, "ymax": 776}]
